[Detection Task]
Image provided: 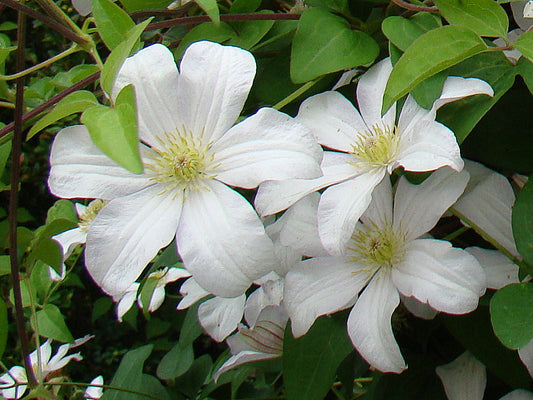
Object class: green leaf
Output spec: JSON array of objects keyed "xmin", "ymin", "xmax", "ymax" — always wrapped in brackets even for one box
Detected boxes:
[
  {"xmin": 92, "ymin": 0, "xmax": 136, "ymax": 50},
  {"xmin": 283, "ymin": 313, "xmax": 353, "ymax": 400},
  {"xmin": 383, "ymin": 25, "xmax": 487, "ymax": 113},
  {"xmin": 119, "ymin": 0, "xmax": 170, "ymax": 12},
  {"xmin": 46, "ymin": 200, "xmax": 78, "ymax": 224},
  {"xmin": 491, "ymin": 283, "xmax": 533, "ymax": 349},
  {"xmin": 103, "ymin": 344, "xmax": 169, "ymax": 400},
  {"xmin": 27, "ymin": 91, "xmax": 98, "ymax": 140},
  {"xmin": 100, "ymin": 18, "xmax": 152, "ymax": 96},
  {"xmin": 442, "ymin": 307, "xmax": 531, "ymax": 388},
  {"xmin": 0, "ymin": 139, "xmax": 11, "ymax": 177},
  {"xmin": 411, "ymin": 71, "xmax": 448, "ymax": 110},
  {"xmin": 0, "ymin": 255, "xmax": 10, "ymax": 276},
  {"xmin": 174, "ymin": 22, "xmax": 235, "ymax": 60},
  {"xmin": 382, "ymin": 16, "xmax": 426, "ymax": 52},
  {"xmin": 227, "ymin": 13, "xmax": 275, "ymax": 50},
  {"xmin": 230, "ymin": 0, "xmax": 261, "ymax": 13},
  {"xmin": 514, "ymin": 30, "xmax": 533, "ymax": 64},
  {"xmin": 433, "ymin": 0, "xmax": 508, "ymax": 38},
  {"xmin": 33, "ymin": 304, "xmax": 74, "ymax": 343},
  {"xmin": 291, "ymin": 7, "xmax": 379, "ymax": 84},
  {"xmin": 174, "ymin": 354, "xmax": 213, "ymax": 399},
  {"xmin": 82, "ymin": 84, "xmax": 143, "ymax": 174},
  {"xmin": 31, "ymin": 238, "xmax": 63, "ymax": 273},
  {"xmin": 179, "ymin": 303, "xmax": 203, "ymax": 347},
  {"xmin": 0, "ymin": 298, "xmax": 6, "ymax": 360},
  {"xmin": 513, "ymin": 176, "xmax": 533, "ymax": 266},
  {"xmin": 157, "ymin": 342, "xmax": 195, "ymax": 380},
  {"xmin": 193, "ymin": 0, "xmax": 220, "ymax": 26}
]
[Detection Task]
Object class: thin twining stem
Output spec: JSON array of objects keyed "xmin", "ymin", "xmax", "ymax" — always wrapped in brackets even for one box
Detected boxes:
[{"xmin": 390, "ymin": 0, "xmax": 438, "ymax": 13}]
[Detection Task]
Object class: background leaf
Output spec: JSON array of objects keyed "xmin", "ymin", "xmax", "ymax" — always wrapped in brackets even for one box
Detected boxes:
[
  {"xmin": 33, "ymin": 304, "xmax": 74, "ymax": 343},
  {"xmin": 92, "ymin": 0, "xmax": 136, "ymax": 50}
]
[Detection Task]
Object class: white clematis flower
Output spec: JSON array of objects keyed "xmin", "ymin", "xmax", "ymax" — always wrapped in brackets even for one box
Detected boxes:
[
  {"xmin": 0, "ymin": 336, "xmax": 92, "ymax": 399},
  {"xmin": 84, "ymin": 376, "xmax": 104, "ymax": 399},
  {"xmin": 48, "ymin": 41, "xmax": 322, "ymax": 299},
  {"xmin": 283, "ymin": 168, "xmax": 486, "ymax": 373},
  {"xmin": 255, "ymin": 58, "xmax": 494, "ymax": 255}
]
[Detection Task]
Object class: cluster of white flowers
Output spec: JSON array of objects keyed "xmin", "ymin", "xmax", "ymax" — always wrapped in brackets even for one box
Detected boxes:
[{"xmin": 46, "ymin": 39, "xmax": 528, "ymax": 380}]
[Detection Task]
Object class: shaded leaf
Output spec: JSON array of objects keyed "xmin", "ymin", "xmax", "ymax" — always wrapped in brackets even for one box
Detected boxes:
[{"xmin": 33, "ymin": 304, "xmax": 74, "ymax": 343}]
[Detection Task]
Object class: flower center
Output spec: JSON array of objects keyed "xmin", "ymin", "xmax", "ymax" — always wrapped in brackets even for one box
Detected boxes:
[
  {"xmin": 78, "ymin": 199, "xmax": 107, "ymax": 232},
  {"xmin": 351, "ymin": 124, "xmax": 400, "ymax": 167},
  {"xmin": 348, "ymin": 221, "xmax": 405, "ymax": 268},
  {"xmin": 146, "ymin": 131, "xmax": 215, "ymax": 192}
]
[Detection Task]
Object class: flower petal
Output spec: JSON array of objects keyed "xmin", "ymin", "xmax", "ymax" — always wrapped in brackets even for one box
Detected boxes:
[
  {"xmin": 347, "ymin": 268, "xmax": 406, "ymax": 373},
  {"xmin": 177, "ymin": 180, "xmax": 277, "ymax": 297},
  {"xmin": 115, "ymin": 284, "xmax": 139, "ymax": 321},
  {"xmin": 394, "ymin": 167, "xmax": 469, "ymax": 241},
  {"xmin": 466, "ymin": 247, "xmax": 519, "ymax": 290},
  {"xmin": 356, "ymin": 58, "xmax": 396, "ymax": 129},
  {"xmin": 198, "ymin": 295, "xmax": 246, "ymax": 342},
  {"xmin": 401, "ymin": 294, "xmax": 438, "ymax": 320},
  {"xmin": 396, "ymin": 120, "xmax": 463, "ymax": 172},
  {"xmin": 454, "ymin": 160, "xmax": 518, "ymax": 257},
  {"xmin": 177, "ymin": 41, "xmax": 255, "ymax": 144},
  {"xmin": 85, "ymin": 376, "xmax": 104, "ymax": 399},
  {"xmin": 113, "ymin": 43, "xmax": 181, "ymax": 147},
  {"xmin": 213, "ymin": 351, "xmax": 278, "ymax": 382},
  {"xmin": 296, "ymin": 91, "xmax": 368, "ymax": 152},
  {"xmin": 212, "ymin": 108, "xmax": 322, "ymax": 189},
  {"xmin": 85, "ymin": 185, "xmax": 182, "ymax": 297},
  {"xmin": 284, "ymin": 257, "xmax": 370, "ymax": 337},
  {"xmin": 436, "ymin": 351, "xmax": 486, "ymax": 400},
  {"xmin": 318, "ymin": 168, "xmax": 386, "ymax": 255},
  {"xmin": 254, "ymin": 151, "xmax": 360, "ymax": 216},
  {"xmin": 500, "ymin": 389, "xmax": 533, "ymax": 400},
  {"xmin": 48, "ymin": 126, "xmax": 152, "ymax": 200},
  {"xmin": 177, "ymin": 277, "xmax": 209, "ymax": 309},
  {"xmin": 52, "ymin": 228, "xmax": 86, "ymax": 259},
  {"xmin": 518, "ymin": 338, "xmax": 533, "ymax": 379},
  {"xmin": 244, "ymin": 279, "xmax": 284, "ymax": 327},
  {"xmin": 393, "ymin": 239, "xmax": 486, "ymax": 314},
  {"xmin": 360, "ymin": 175, "xmax": 393, "ymax": 229}
]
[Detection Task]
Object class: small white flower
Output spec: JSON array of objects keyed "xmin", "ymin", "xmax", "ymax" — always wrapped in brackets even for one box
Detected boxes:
[
  {"xmin": 255, "ymin": 58, "xmax": 494, "ymax": 255},
  {"xmin": 48, "ymin": 41, "xmax": 322, "ymax": 299},
  {"xmin": 84, "ymin": 375, "xmax": 104, "ymax": 399},
  {"xmin": 283, "ymin": 168, "xmax": 486, "ymax": 373}
]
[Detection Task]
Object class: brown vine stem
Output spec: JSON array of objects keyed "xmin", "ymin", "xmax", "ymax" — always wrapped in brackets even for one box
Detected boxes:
[
  {"xmin": 10, "ymin": 5, "xmax": 38, "ymax": 388},
  {"xmin": 146, "ymin": 12, "xmax": 300, "ymax": 30},
  {"xmin": 0, "ymin": 0, "xmax": 89, "ymax": 46},
  {"xmin": 390, "ymin": 0, "xmax": 438, "ymax": 13},
  {"xmin": 0, "ymin": 72, "xmax": 100, "ymax": 141}
]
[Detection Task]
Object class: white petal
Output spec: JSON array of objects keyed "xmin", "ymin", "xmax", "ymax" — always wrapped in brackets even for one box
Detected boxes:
[
  {"xmin": 48, "ymin": 264, "xmax": 66, "ymax": 282},
  {"xmin": 454, "ymin": 160, "xmax": 518, "ymax": 257},
  {"xmin": 501, "ymin": 390, "xmax": 533, "ymax": 400},
  {"xmin": 177, "ymin": 277, "xmax": 209, "ymax": 309},
  {"xmin": 113, "ymin": 44, "xmax": 181, "ymax": 147},
  {"xmin": 211, "ymin": 108, "xmax": 322, "ymax": 189},
  {"xmin": 347, "ymin": 268, "xmax": 406, "ymax": 373},
  {"xmin": 296, "ymin": 91, "xmax": 368, "ymax": 152},
  {"xmin": 52, "ymin": 228, "xmax": 86, "ymax": 259},
  {"xmin": 85, "ymin": 376, "xmax": 104, "ymax": 399},
  {"xmin": 512, "ymin": 1, "xmax": 533, "ymax": 30},
  {"xmin": 85, "ymin": 185, "xmax": 182, "ymax": 297},
  {"xmin": 198, "ymin": 295, "xmax": 246, "ymax": 342},
  {"xmin": 284, "ymin": 257, "xmax": 371, "ymax": 337},
  {"xmin": 116, "ymin": 284, "xmax": 139, "ymax": 321},
  {"xmin": 436, "ymin": 351, "xmax": 486, "ymax": 400},
  {"xmin": 356, "ymin": 58, "xmax": 396, "ymax": 129},
  {"xmin": 48, "ymin": 126, "xmax": 152, "ymax": 200},
  {"xmin": 244, "ymin": 279, "xmax": 284, "ymax": 327},
  {"xmin": 396, "ymin": 120, "xmax": 463, "ymax": 172},
  {"xmin": 177, "ymin": 41, "xmax": 255, "ymax": 144},
  {"xmin": 177, "ymin": 180, "xmax": 277, "ymax": 297},
  {"xmin": 318, "ymin": 168, "xmax": 386, "ymax": 255},
  {"xmin": 518, "ymin": 338, "xmax": 533, "ymax": 379},
  {"xmin": 0, "ymin": 366, "xmax": 27, "ymax": 399},
  {"xmin": 393, "ymin": 239, "xmax": 486, "ymax": 314},
  {"xmin": 254, "ymin": 151, "xmax": 360, "ymax": 216},
  {"xmin": 360, "ymin": 175, "xmax": 393, "ymax": 229},
  {"xmin": 213, "ymin": 351, "xmax": 278, "ymax": 382},
  {"xmin": 466, "ymin": 247, "xmax": 519, "ymax": 290},
  {"xmin": 432, "ymin": 77, "xmax": 494, "ymax": 112},
  {"xmin": 274, "ymin": 193, "xmax": 328, "ymax": 258},
  {"xmin": 394, "ymin": 168, "xmax": 469, "ymax": 241},
  {"xmin": 147, "ymin": 286, "xmax": 166, "ymax": 312},
  {"xmin": 162, "ymin": 267, "xmax": 191, "ymax": 284},
  {"xmin": 72, "ymin": 0, "xmax": 92, "ymax": 16},
  {"xmin": 75, "ymin": 203, "xmax": 87, "ymax": 217},
  {"xmin": 401, "ymin": 294, "xmax": 438, "ymax": 320}
]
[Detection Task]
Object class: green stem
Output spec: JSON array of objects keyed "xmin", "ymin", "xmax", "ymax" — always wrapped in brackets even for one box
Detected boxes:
[
  {"xmin": 23, "ymin": 277, "xmax": 43, "ymax": 383},
  {"xmin": 0, "ymin": 44, "xmax": 81, "ymax": 81},
  {"xmin": 442, "ymin": 226, "xmax": 469, "ymax": 242},
  {"xmin": 34, "ymin": 0, "xmax": 88, "ymax": 40},
  {"xmin": 273, "ymin": 79, "xmax": 321, "ymax": 110}
]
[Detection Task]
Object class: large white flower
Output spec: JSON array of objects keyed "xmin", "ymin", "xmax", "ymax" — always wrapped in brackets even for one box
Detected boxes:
[
  {"xmin": 255, "ymin": 58, "xmax": 494, "ymax": 254},
  {"xmin": 283, "ymin": 168, "xmax": 486, "ymax": 373},
  {"xmin": 48, "ymin": 41, "xmax": 322, "ymax": 298}
]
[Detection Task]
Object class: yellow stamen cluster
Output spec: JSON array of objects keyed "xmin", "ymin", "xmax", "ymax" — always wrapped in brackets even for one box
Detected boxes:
[
  {"xmin": 146, "ymin": 131, "xmax": 214, "ymax": 192},
  {"xmin": 351, "ymin": 124, "xmax": 401, "ymax": 167},
  {"xmin": 348, "ymin": 221, "xmax": 406, "ymax": 268},
  {"xmin": 78, "ymin": 199, "xmax": 107, "ymax": 232}
]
